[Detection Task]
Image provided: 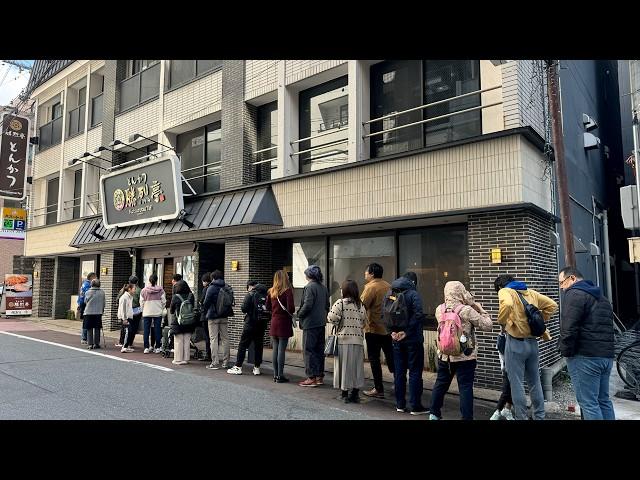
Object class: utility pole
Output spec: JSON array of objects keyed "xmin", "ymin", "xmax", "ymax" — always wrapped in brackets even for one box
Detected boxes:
[{"xmin": 546, "ymin": 59, "xmax": 576, "ymax": 267}]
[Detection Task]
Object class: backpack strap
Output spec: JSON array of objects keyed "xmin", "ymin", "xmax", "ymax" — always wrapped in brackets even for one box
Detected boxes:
[
  {"xmin": 453, "ymin": 304, "xmax": 464, "ymax": 315},
  {"xmin": 514, "ymin": 289, "xmax": 529, "ymax": 307}
]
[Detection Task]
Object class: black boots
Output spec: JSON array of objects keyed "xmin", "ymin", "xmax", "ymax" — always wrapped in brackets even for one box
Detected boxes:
[
  {"xmin": 342, "ymin": 389, "xmax": 360, "ymax": 403},
  {"xmin": 274, "ymin": 376, "xmax": 290, "ymax": 383}
]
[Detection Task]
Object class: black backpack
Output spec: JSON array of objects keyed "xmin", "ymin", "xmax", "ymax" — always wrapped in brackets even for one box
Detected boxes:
[
  {"xmin": 382, "ymin": 289, "xmax": 409, "ymax": 333},
  {"xmin": 515, "ymin": 290, "xmax": 546, "ymax": 337},
  {"xmin": 251, "ymin": 290, "xmax": 267, "ymax": 322}
]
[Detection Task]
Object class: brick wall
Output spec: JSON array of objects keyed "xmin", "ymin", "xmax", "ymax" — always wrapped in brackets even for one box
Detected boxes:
[
  {"xmin": 100, "ymin": 250, "xmax": 133, "ymax": 330},
  {"xmin": 0, "ymin": 239, "xmax": 25, "ymax": 280},
  {"xmin": 53, "ymin": 257, "xmax": 80, "ymax": 318},
  {"xmin": 33, "ymin": 258, "xmax": 55, "ymax": 317},
  {"xmin": 13, "ymin": 255, "xmax": 34, "ymax": 277},
  {"xmin": 468, "ymin": 209, "xmax": 560, "ymax": 390}
]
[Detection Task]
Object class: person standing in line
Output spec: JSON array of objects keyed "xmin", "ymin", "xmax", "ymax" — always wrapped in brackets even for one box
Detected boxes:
[
  {"xmin": 558, "ymin": 266, "xmax": 616, "ymax": 420},
  {"xmin": 116, "ymin": 276, "xmax": 142, "ymax": 348},
  {"xmin": 297, "ymin": 265, "xmax": 330, "ymax": 387},
  {"xmin": 199, "ymin": 272, "xmax": 213, "ymax": 362},
  {"xmin": 170, "ymin": 280, "xmax": 196, "ymax": 365},
  {"xmin": 495, "ymin": 274, "xmax": 558, "ymax": 420},
  {"xmin": 118, "ymin": 283, "xmax": 136, "ymax": 353},
  {"xmin": 360, "ymin": 263, "xmax": 393, "ymax": 399},
  {"xmin": 140, "ymin": 273, "xmax": 166, "ymax": 354},
  {"xmin": 78, "ymin": 272, "xmax": 96, "ymax": 345},
  {"xmin": 202, "ymin": 270, "xmax": 234, "ymax": 369},
  {"xmin": 328, "ymin": 279, "xmax": 367, "ymax": 403},
  {"xmin": 266, "ymin": 270, "xmax": 295, "ymax": 383},
  {"xmin": 83, "ymin": 278, "xmax": 105, "ymax": 350},
  {"xmin": 428, "ymin": 281, "xmax": 492, "ymax": 420}
]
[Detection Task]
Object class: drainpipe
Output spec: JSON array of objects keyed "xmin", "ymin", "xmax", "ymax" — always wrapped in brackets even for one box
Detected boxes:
[
  {"xmin": 591, "ymin": 196, "xmax": 600, "ymax": 287},
  {"xmin": 541, "ymin": 357, "xmax": 567, "ymax": 401},
  {"xmin": 602, "ymin": 209, "xmax": 613, "ymax": 303}
]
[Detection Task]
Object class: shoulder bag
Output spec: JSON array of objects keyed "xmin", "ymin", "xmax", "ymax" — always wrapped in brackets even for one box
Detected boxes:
[
  {"xmin": 324, "ymin": 299, "xmax": 344, "ymax": 357},
  {"xmin": 277, "ymin": 294, "xmax": 297, "ymax": 330}
]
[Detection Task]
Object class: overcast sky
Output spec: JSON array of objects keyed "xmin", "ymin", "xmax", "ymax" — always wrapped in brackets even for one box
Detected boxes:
[{"xmin": 0, "ymin": 61, "xmax": 33, "ymax": 106}]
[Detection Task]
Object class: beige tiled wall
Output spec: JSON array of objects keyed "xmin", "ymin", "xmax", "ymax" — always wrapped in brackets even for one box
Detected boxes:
[
  {"xmin": 67, "ymin": 63, "xmax": 87, "ymax": 86},
  {"xmin": 245, "ymin": 60, "xmax": 278, "ymax": 100},
  {"xmin": 272, "ymin": 135, "xmax": 551, "ymax": 229},
  {"xmin": 63, "ymin": 133, "xmax": 85, "ymax": 163},
  {"xmin": 33, "ymin": 145, "xmax": 62, "ymax": 179},
  {"xmin": 87, "ymin": 125, "xmax": 102, "ymax": 153},
  {"xmin": 25, "ymin": 220, "xmax": 85, "ymax": 257},
  {"xmin": 115, "ymin": 99, "xmax": 159, "ymax": 142},
  {"xmin": 285, "ymin": 60, "xmax": 347, "ymax": 85},
  {"xmin": 163, "ymin": 71, "xmax": 222, "ymax": 130}
]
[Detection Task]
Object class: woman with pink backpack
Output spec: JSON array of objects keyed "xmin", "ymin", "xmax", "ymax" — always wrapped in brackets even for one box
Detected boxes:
[{"xmin": 429, "ymin": 281, "xmax": 492, "ymax": 420}]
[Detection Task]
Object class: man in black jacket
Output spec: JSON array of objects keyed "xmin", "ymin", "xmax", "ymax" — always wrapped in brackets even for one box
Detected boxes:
[
  {"xmin": 558, "ymin": 266, "xmax": 615, "ymax": 420},
  {"xmin": 227, "ymin": 280, "xmax": 268, "ymax": 376}
]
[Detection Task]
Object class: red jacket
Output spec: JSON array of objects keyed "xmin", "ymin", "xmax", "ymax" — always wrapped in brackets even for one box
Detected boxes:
[{"xmin": 266, "ymin": 288, "xmax": 295, "ymax": 338}]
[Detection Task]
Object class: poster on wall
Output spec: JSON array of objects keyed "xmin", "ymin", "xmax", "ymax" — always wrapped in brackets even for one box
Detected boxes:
[{"xmin": 4, "ymin": 274, "xmax": 32, "ymax": 315}]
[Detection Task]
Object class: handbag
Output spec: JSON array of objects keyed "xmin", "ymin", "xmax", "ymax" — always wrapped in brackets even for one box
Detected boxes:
[
  {"xmin": 324, "ymin": 299, "xmax": 344, "ymax": 357},
  {"xmin": 277, "ymin": 295, "xmax": 297, "ymax": 330}
]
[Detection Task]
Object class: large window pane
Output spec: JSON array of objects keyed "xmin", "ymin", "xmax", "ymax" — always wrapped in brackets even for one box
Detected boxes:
[
  {"xmin": 371, "ymin": 60, "xmax": 423, "ymax": 157},
  {"xmin": 257, "ymin": 101, "xmax": 277, "ymax": 181},
  {"xmin": 39, "ymin": 123, "xmax": 52, "ymax": 149},
  {"xmin": 292, "ymin": 238, "xmax": 327, "ymax": 305},
  {"xmin": 181, "ymin": 256, "xmax": 195, "ymax": 292},
  {"xmin": 51, "ymin": 117, "xmax": 63, "ymax": 145},
  {"xmin": 72, "ymin": 169, "xmax": 82, "ymax": 219},
  {"xmin": 140, "ymin": 62, "xmax": 160, "ymax": 102},
  {"xmin": 120, "ymin": 74, "xmax": 140, "ymax": 110},
  {"xmin": 177, "ymin": 128, "xmax": 205, "ymax": 194},
  {"xmin": 170, "ymin": 60, "xmax": 195, "ymax": 88},
  {"xmin": 46, "ymin": 177, "xmax": 59, "ymax": 225},
  {"xmin": 398, "ymin": 225, "xmax": 468, "ymax": 329},
  {"xmin": 205, "ymin": 123, "xmax": 221, "ymax": 193},
  {"xmin": 424, "ymin": 60, "xmax": 481, "ymax": 146},
  {"xmin": 329, "ymin": 235, "xmax": 396, "ymax": 304},
  {"xmin": 299, "ymin": 76, "xmax": 349, "ymax": 173},
  {"xmin": 91, "ymin": 93, "xmax": 103, "ymax": 126},
  {"xmin": 196, "ymin": 60, "xmax": 221, "ymax": 75}
]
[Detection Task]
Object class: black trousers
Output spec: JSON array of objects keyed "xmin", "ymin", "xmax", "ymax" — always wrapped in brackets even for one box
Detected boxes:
[
  {"xmin": 124, "ymin": 314, "xmax": 141, "ymax": 348},
  {"xmin": 303, "ymin": 326, "xmax": 325, "ymax": 378},
  {"xmin": 235, "ymin": 322, "xmax": 266, "ymax": 367},
  {"xmin": 365, "ymin": 332, "xmax": 395, "ymax": 392},
  {"xmin": 497, "ymin": 369, "xmax": 513, "ymax": 410},
  {"xmin": 201, "ymin": 320, "xmax": 211, "ymax": 360}
]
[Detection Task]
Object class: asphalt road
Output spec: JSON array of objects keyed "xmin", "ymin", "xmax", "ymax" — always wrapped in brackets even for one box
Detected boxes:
[{"xmin": 0, "ymin": 321, "xmax": 500, "ymax": 420}]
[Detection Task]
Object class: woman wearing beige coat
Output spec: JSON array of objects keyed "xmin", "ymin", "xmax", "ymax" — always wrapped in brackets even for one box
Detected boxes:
[{"xmin": 429, "ymin": 281, "xmax": 492, "ymax": 420}]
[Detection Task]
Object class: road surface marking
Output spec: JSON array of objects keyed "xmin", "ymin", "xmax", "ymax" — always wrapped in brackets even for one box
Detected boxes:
[{"xmin": 0, "ymin": 331, "xmax": 173, "ymax": 372}]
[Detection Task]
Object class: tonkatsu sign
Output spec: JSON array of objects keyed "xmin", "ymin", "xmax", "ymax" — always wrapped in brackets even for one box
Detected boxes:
[
  {"xmin": 100, "ymin": 154, "xmax": 183, "ymax": 228},
  {"xmin": 0, "ymin": 114, "xmax": 30, "ymax": 201}
]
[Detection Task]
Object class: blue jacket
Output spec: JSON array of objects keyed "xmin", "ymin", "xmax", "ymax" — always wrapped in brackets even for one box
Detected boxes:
[
  {"xmin": 202, "ymin": 279, "xmax": 228, "ymax": 320},
  {"xmin": 389, "ymin": 277, "xmax": 425, "ymax": 344},
  {"xmin": 77, "ymin": 279, "xmax": 91, "ymax": 306}
]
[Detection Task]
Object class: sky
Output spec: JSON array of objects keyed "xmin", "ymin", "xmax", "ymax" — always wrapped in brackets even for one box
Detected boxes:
[{"xmin": 0, "ymin": 60, "xmax": 34, "ymax": 106}]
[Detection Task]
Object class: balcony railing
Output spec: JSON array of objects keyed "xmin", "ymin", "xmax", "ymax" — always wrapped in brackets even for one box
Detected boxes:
[
  {"xmin": 63, "ymin": 197, "xmax": 81, "ymax": 219},
  {"xmin": 181, "ymin": 161, "xmax": 221, "ymax": 195},
  {"xmin": 91, "ymin": 93, "xmax": 103, "ymax": 126},
  {"xmin": 120, "ymin": 62, "xmax": 160, "ymax": 111},
  {"xmin": 67, "ymin": 104, "xmax": 86, "ymax": 138},
  {"xmin": 38, "ymin": 117, "xmax": 63, "ymax": 150},
  {"xmin": 85, "ymin": 192, "xmax": 101, "ymax": 216},
  {"xmin": 32, "ymin": 203, "xmax": 58, "ymax": 226}
]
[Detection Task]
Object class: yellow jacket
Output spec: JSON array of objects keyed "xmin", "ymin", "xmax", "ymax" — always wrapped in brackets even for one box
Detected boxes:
[
  {"xmin": 497, "ymin": 288, "xmax": 558, "ymax": 340},
  {"xmin": 360, "ymin": 278, "xmax": 391, "ymax": 335}
]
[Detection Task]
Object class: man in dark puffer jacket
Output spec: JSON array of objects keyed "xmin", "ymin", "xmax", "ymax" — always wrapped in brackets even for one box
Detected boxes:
[{"xmin": 558, "ymin": 266, "xmax": 615, "ymax": 420}]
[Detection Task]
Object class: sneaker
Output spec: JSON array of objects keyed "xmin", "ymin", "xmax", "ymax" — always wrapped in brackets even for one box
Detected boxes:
[
  {"xmin": 206, "ymin": 363, "xmax": 221, "ymax": 370},
  {"xmin": 175, "ymin": 360, "xmax": 188, "ymax": 365},
  {"xmin": 429, "ymin": 414, "xmax": 440, "ymax": 420},
  {"xmin": 363, "ymin": 388, "xmax": 384, "ymax": 399},
  {"xmin": 396, "ymin": 407, "xmax": 408, "ymax": 413},
  {"xmin": 410, "ymin": 406, "xmax": 429, "ymax": 416},
  {"xmin": 299, "ymin": 377, "xmax": 319, "ymax": 387},
  {"xmin": 121, "ymin": 347, "xmax": 134, "ymax": 353},
  {"xmin": 490, "ymin": 409, "xmax": 502, "ymax": 421},
  {"xmin": 501, "ymin": 408, "xmax": 515, "ymax": 421},
  {"xmin": 315, "ymin": 377, "xmax": 324, "ymax": 386},
  {"xmin": 93, "ymin": 345, "xmax": 101, "ymax": 349},
  {"xmin": 87, "ymin": 345, "xmax": 94, "ymax": 350},
  {"xmin": 276, "ymin": 376, "xmax": 290, "ymax": 383},
  {"xmin": 154, "ymin": 348, "xmax": 162, "ymax": 354},
  {"xmin": 114, "ymin": 343, "xmax": 123, "ymax": 347},
  {"xmin": 143, "ymin": 348, "xmax": 151, "ymax": 354},
  {"xmin": 253, "ymin": 366, "xmax": 261, "ymax": 376},
  {"xmin": 81, "ymin": 340, "xmax": 88, "ymax": 345},
  {"xmin": 227, "ymin": 366, "xmax": 243, "ymax": 375}
]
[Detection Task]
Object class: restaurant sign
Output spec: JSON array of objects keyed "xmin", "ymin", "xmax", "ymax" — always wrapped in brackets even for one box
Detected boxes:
[
  {"xmin": 99, "ymin": 154, "xmax": 184, "ymax": 229},
  {"xmin": 0, "ymin": 114, "xmax": 30, "ymax": 201}
]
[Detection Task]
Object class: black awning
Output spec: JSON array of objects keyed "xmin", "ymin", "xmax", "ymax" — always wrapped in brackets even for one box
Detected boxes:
[{"xmin": 70, "ymin": 186, "xmax": 282, "ymax": 248}]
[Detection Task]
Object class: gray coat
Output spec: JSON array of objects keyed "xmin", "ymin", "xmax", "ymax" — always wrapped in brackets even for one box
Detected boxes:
[
  {"xmin": 297, "ymin": 280, "xmax": 330, "ymax": 330},
  {"xmin": 84, "ymin": 287, "xmax": 106, "ymax": 316}
]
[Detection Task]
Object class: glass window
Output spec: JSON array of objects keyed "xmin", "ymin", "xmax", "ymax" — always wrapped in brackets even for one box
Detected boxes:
[
  {"xmin": 205, "ymin": 124, "xmax": 221, "ymax": 193},
  {"xmin": 196, "ymin": 60, "xmax": 221, "ymax": 75},
  {"xmin": 398, "ymin": 225, "xmax": 468, "ymax": 329},
  {"xmin": 72, "ymin": 169, "xmax": 82, "ymax": 219},
  {"xmin": 169, "ymin": 60, "xmax": 195, "ymax": 88},
  {"xmin": 299, "ymin": 76, "xmax": 349, "ymax": 173},
  {"xmin": 292, "ymin": 238, "xmax": 327, "ymax": 305},
  {"xmin": 256, "ymin": 101, "xmax": 277, "ymax": 180},
  {"xmin": 120, "ymin": 74, "xmax": 140, "ymax": 110},
  {"xmin": 46, "ymin": 177, "xmax": 59, "ymax": 225},
  {"xmin": 328, "ymin": 235, "xmax": 396, "ymax": 304},
  {"xmin": 51, "ymin": 102, "xmax": 62, "ymax": 120},
  {"xmin": 177, "ymin": 123, "xmax": 220, "ymax": 195},
  {"xmin": 91, "ymin": 93, "xmax": 103, "ymax": 126},
  {"xmin": 181, "ymin": 256, "xmax": 195, "ymax": 292},
  {"xmin": 140, "ymin": 62, "xmax": 160, "ymax": 103},
  {"xmin": 370, "ymin": 60, "xmax": 423, "ymax": 157}
]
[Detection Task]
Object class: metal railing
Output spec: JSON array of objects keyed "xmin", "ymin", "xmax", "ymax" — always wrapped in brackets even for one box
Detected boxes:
[
  {"xmin": 363, "ymin": 85, "xmax": 503, "ymax": 139},
  {"xmin": 32, "ymin": 203, "xmax": 59, "ymax": 225},
  {"xmin": 63, "ymin": 197, "xmax": 82, "ymax": 219},
  {"xmin": 85, "ymin": 192, "xmax": 101, "ymax": 215},
  {"xmin": 38, "ymin": 116, "xmax": 63, "ymax": 150},
  {"xmin": 252, "ymin": 145, "xmax": 277, "ymax": 168}
]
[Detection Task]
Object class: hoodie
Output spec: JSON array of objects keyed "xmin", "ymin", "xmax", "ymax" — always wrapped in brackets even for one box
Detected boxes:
[
  {"xmin": 497, "ymin": 280, "xmax": 557, "ymax": 339},
  {"xmin": 140, "ymin": 285, "xmax": 167, "ymax": 317},
  {"xmin": 118, "ymin": 291, "xmax": 134, "ymax": 322},
  {"xmin": 241, "ymin": 284, "xmax": 268, "ymax": 329},
  {"xmin": 386, "ymin": 276, "xmax": 425, "ymax": 344},
  {"xmin": 435, "ymin": 281, "xmax": 492, "ymax": 362},
  {"xmin": 559, "ymin": 280, "xmax": 614, "ymax": 358}
]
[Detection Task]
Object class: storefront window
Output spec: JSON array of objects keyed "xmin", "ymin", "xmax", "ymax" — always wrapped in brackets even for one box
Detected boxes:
[
  {"xmin": 398, "ymin": 225, "xmax": 468, "ymax": 329},
  {"xmin": 329, "ymin": 235, "xmax": 396, "ymax": 304},
  {"xmin": 175, "ymin": 256, "xmax": 195, "ymax": 292},
  {"xmin": 143, "ymin": 259, "xmax": 163, "ymax": 287},
  {"xmin": 292, "ymin": 238, "xmax": 327, "ymax": 305}
]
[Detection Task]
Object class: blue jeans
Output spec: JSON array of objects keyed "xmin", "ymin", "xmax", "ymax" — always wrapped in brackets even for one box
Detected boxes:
[
  {"xmin": 143, "ymin": 317, "xmax": 162, "ymax": 349},
  {"xmin": 566, "ymin": 356, "xmax": 615, "ymax": 420},
  {"xmin": 430, "ymin": 359, "xmax": 476, "ymax": 420},
  {"xmin": 393, "ymin": 341, "xmax": 424, "ymax": 410},
  {"xmin": 504, "ymin": 335, "xmax": 545, "ymax": 420}
]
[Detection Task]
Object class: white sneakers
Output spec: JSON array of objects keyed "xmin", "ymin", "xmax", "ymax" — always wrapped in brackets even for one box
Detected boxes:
[
  {"xmin": 154, "ymin": 348, "xmax": 162, "ymax": 354},
  {"xmin": 143, "ymin": 348, "xmax": 152, "ymax": 354},
  {"xmin": 227, "ymin": 366, "xmax": 242, "ymax": 375},
  {"xmin": 121, "ymin": 347, "xmax": 134, "ymax": 353},
  {"xmin": 115, "ymin": 343, "xmax": 123, "ymax": 347},
  {"xmin": 501, "ymin": 408, "xmax": 515, "ymax": 420},
  {"xmin": 253, "ymin": 366, "xmax": 261, "ymax": 376},
  {"xmin": 490, "ymin": 410, "xmax": 502, "ymax": 420}
]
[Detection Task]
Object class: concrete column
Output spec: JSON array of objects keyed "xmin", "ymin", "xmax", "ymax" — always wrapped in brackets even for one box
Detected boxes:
[
  {"xmin": 347, "ymin": 60, "xmax": 370, "ymax": 163},
  {"xmin": 276, "ymin": 61, "xmax": 299, "ymax": 179}
]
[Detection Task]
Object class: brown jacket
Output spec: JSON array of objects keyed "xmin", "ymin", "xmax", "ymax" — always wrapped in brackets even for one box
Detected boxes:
[{"xmin": 360, "ymin": 278, "xmax": 391, "ymax": 335}]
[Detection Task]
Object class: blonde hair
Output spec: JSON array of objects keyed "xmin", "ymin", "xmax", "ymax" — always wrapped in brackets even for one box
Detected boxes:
[{"xmin": 269, "ymin": 270, "xmax": 291, "ymax": 300}]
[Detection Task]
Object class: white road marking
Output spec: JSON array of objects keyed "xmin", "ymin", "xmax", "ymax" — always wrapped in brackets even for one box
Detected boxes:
[{"xmin": 0, "ymin": 331, "xmax": 174, "ymax": 372}]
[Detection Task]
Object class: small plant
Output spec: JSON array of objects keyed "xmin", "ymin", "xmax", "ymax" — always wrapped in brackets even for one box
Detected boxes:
[
  {"xmin": 66, "ymin": 310, "xmax": 77, "ymax": 321},
  {"xmin": 426, "ymin": 341, "xmax": 438, "ymax": 372},
  {"xmin": 288, "ymin": 336, "xmax": 298, "ymax": 352}
]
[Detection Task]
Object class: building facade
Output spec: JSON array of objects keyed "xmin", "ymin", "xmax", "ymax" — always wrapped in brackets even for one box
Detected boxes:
[{"xmin": 26, "ymin": 59, "xmax": 623, "ymax": 389}]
